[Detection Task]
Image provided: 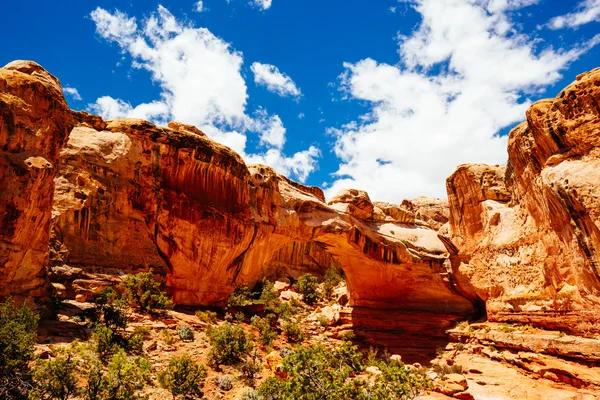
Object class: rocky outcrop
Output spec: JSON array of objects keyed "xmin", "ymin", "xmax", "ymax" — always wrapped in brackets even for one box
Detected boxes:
[
  {"xmin": 51, "ymin": 118, "xmax": 477, "ymax": 324},
  {"xmin": 0, "ymin": 61, "xmax": 72, "ymax": 299},
  {"xmin": 447, "ymin": 68, "xmax": 600, "ymax": 334}
]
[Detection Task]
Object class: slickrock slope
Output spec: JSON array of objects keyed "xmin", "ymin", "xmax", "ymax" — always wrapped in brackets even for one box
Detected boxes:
[
  {"xmin": 0, "ymin": 61, "xmax": 72, "ymax": 299},
  {"xmin": 447, "ymin": 68, "xmax": 600, "ymax": 334}
]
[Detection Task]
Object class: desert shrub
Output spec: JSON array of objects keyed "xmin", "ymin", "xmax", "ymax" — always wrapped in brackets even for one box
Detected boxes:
[
  {"xmin": 161, "ymin": 329, "xmax": 175, "ymax": 345},
  {"xmin": 258, "ymin": 343, "xmax": 429, "ymax": 400},
  {"xmin": 215, "ymin": 375, "xmax": 233, "ymax": 391},
  {"xmin": 296, "ymin": 274, "xmax": 320, "ymax": 305},
  {"xmin": 241, "ymin": 349, "xmax": 263, "ymax": 383},
  {"xmin": 251, "ymin": 316, "xmax": 278, "ymax": 346},
  {"xmin": 208, "ymin": 323, "xmax": 253, "ymax": 368},
  {"xmin": 282, "ymin": 320, "xmax": 304, "ymax": 343},
  {"xmin": 159, "ymin": 353, "xmax": 207, "ymax": 399},
  {"xmin": 279, "ymin": 346, "xmax": 293, "ymax": 358},
  {"xmin": 132, "ymin": 326, "xmax": 151, "ymax": 340},
  {"xmin": 31, "ymin": 355, "xmax": 78, "ymax": 400},
  {"xmin": 178, "ymin": 324, "xmax": 195, "ymax": 342},
  {"xmin": 80, "ymin": 357, "xmax": 106, "ymax": 400},
  {"xmin": 0, "ymin": 298, "xmax": 39, "ymax": 398},
  {"xmin": 224, "ymin": 312, "xmax": 234, "ymax": 323},
  {"xmin": 195, "ymin": 310, "xmax": 218, "ymax": 324},
  {"xmin": 240, "ymin": 390, "xmax": 262, "ymax": 400},
  {"xmin": 123, "ymin": 270, "xmax": 173, "ymax": 313},
  {"xmin": 93, "ymin": 325, "xmax": 118, "ymax": 362},
  {"xmin": 234, "ymin": 312, "xmax": 246, "ymax": 323},
  {"xmin": 318, "ymin": 315, "xmax": 329, "ymax": 327},
  {"xmin": 257, "ymin": 279, "xmax": 278, "ymax": 303},
  {"xmin": 434, "ymin": 363, "xmax": 463, "ymax": 379},
  {"xmin": 322, "ymin": 268, "xmax": 343, "ymax": 298},
  {"xmin": 93, "ymin": 288, "xmax": 128, "ymax": 333},
  {"xmin": 339, "ymin": 330, "xmax": 355, "ymax": 341},
  {"xmin": 227, "ymin": 286, "xmax": 252, "ymax": 307},
  {"xmin": 126, "ymin": 332, "xmax": 144, "ymax": 355},
  {"xmin": 103, "ymin": 349, "xmax": 151, "ymax": 400}
]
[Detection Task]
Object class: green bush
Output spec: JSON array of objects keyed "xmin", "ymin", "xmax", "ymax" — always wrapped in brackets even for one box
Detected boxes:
[
  {"xmin": 296, "ymin": 274, "xmax": 320, "ymax": 305},
  {"xmin": 258, "ymin": 279, "xmax": 277, "ymax": 303},
  {"xmin": 0, "ymin": 299, "xmax": 39, "ymax": 398},
  {"xmin": 227, "ymin": 285, "xmax": 251, "ymax": 307},
  {"xmin": 80, "ymin": 357, "xmax": 106, "ymax": 400},
  {"xmin": 251, "ymin": 316, "xmax": 278, "ymax": 346},
  {"xmin": 93, "ymin": 325, "xmax": 118, "ymax": 362},
  {"xmin": 123, "ymin": 270, "xmax": 174, "ymax": 313},
  {"xmin": 258, "ymin": 343, "xmax": 429, "ymax": 400},
  {"xmin": 240, "ymin": 390, "xmax": 262, "ymax": 400},
  {"xmin": 195, "ymin": 310, "xmax": 218, "ymax": 324},
  {"xmin": 241, "ymin": 349, "xmax": 263, "ymax": 384},
  {"xmin": 31, "ymin": 355, "xmax": 78, "ymax": 400},
  {"xmin": 93, "ymin": 288, "xmax": 128, "ymax": 333},
  {"xmin": 208, "ymin": 323, "xmax": 253, "ymax": 368},
  {"xmin": 282, "ymin": 320, "xmax": 304, "ymax": 343},
  {"xmin": 323, "ymin": 268, "xmax": 343, "ymax": 299},
  {"xmin": 159, "ymin": 353, "xmax": 207, "ymax": 399},
  {"xmin": 177, "ymin": 324, "xmax": 195, "ymax": 342},
  {"xmin": 103, "ymin": 349, "xmax": 152, "ymax": 400},
  {"xmin": 215, "ymin": 375, "xmax": 233, "ymax": 391}
]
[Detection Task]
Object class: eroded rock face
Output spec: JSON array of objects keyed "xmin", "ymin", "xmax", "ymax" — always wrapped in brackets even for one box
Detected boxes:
[
  {"xmin": 447, "ymin": 68, "xmax": 600, "ymax": 334},
  {"xmin": 0, "ymin": 61, "xmax": 72, "ymax": 299},
  {"xmin": 46, "ymin": 115, "xmax": 477, "ymax": 331}
]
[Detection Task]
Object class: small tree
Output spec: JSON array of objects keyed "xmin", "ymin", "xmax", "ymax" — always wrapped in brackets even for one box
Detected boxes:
[
  {"xmin": 159, "ymin": 354, "xmax": 207, "ymax": 399},
  {"xmin": 296, "ymin": 274, "xmax": 320, "ymax": 305},
  {"xmin": 251, "ymin": 316, "xmax": 278, "ymax": 346},
  {"xmin": 0, "ymin": 298, "xmax": 39, "ymax": 398},
  {"xmin": 93, "ymin": 288, "xmax": 128, "ymax": 334},
  {"xmin": 227, "ymin": 285, "xmax": 252, "ymax": 307},
  {"xmin": 104, "ymin": 349, "xmax": 151, "ymax": 400},
  {"xmin": 323, "ymin": 268, "xmax": 343, "ymax": 299},
  {"xmin": 123, "ymin": 270, "xmax": 174, "ymax": 313},
  {"xmin": 208, "ymin": 323, "xmax": 253, "ymax": 368},
  {"xmin": 282, "ymin": 320, "xmax": 304, "ymax": 343},
  {"xmin": 31, "ymin": 355, "xmax": 78, "ymax": 400}
]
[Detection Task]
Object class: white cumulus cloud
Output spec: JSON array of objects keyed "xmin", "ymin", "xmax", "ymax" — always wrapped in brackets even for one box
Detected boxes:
[
  {"xmin": 88, "ymin": 5, "xmax": 318, "ymax": 182},
  {"xmin": 252, "ymin": 0, "xmax": 272, "ymax": 10},
  {"xmin": 250, "ymin": 62, "xmax": 301, "ymax": 98},
  {"xmin": 548, "ymin": 0, "xmax": 600, "ymax": 29},
  {"xmin": 327, "ymin": 0, "xmax": 599, "ymax": 202},
  {"xmin": 63, "ymin": 86, "xmax": 82, "ymax": 101},
  {"xmin": 194, "ymin": 1, "xmax": 205, "ymax": 12}
]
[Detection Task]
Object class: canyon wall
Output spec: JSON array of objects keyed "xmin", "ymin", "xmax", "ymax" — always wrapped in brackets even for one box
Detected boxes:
[
  {"xmin": 447, "ymin": 68, "xmax": 600, "ymax": 334},
  {"xmin": 3, "ymin": 60, "xmax": 600, "ymax": 339},
  {"xmin": 0, "ymin": 62, "xmax": 477, "ymax": 332},
  {"xmin": 0, "ymin": 61, "xmax": 73, "ymax": 299}
]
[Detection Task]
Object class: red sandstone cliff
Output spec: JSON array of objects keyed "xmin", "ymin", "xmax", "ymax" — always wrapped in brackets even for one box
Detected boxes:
[
  {"xmin": 0, "ymin": 61, "xmax": 73, "ymax": 299},
  {"xmin": 447, "ymin": 68, "xmax": 600, "ymax": 334}
]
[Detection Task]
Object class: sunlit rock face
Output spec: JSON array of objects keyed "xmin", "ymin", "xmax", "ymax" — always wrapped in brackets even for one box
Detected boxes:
[
  {"xmin": 50, "ymin": 117, "xmax": 477, "ymax": 321},
  {"xmin": 447, "ymin": 68, "xmax": 600, "ymax": 335},
  {"xmin": 0, "ymin": 61, "xmax": 73, "ymax": 299}
]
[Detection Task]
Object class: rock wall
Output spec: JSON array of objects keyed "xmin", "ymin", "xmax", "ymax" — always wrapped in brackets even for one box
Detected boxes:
[
  {"xmin": 447, "ymin": 68, "xmax": 600, "ymax": 334},
  {"xmin": 0, "ymin": 61, "xmax": 72, "ymax": 299},
  {"xmin": 51, "ymin": 116, "xmax": 476, "ymax": 321}
]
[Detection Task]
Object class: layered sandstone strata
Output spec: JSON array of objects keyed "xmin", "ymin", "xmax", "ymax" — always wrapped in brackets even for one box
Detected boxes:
[
  {"xmin": 0, "ymin": 61, "xmax": 73, "ymax": 299},
  {"xmin": 447, "ymin": 68, "xmax": 600, "ymax": 334}
]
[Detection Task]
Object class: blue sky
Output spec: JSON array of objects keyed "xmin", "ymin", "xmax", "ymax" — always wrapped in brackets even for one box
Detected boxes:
[{"xmin": 2, "ymin": 0, "xmax": 599, "ymax": 201}]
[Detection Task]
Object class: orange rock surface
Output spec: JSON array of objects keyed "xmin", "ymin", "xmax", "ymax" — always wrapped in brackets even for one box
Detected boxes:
[
  {"xmin": 0, "ymin": 61, "xmax": 72, "ymax": 299},
  {"xmin": 447, "ymin": 68, "xmax": 600, "ymax": 334}
]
